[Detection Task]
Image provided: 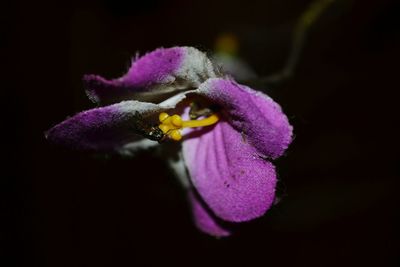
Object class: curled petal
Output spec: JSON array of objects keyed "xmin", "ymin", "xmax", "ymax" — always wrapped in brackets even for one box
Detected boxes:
[
  {"xmin": 188, "ymin": 190, "xmax": 231, "ymax": 237},
  {"xmin": 85, "ymin": 47, "xmax": 217, "ymax": 104},
  {"xmin": 198, "ymin": 78, "xmax": 293, "ymax": 159},
  {"xmin": 182, "ymin": 120, "xmax": 277, "ymax": 222},
  {"xmin": 46, "ymin": 101, "xmax": 165, "ymax": 151}
]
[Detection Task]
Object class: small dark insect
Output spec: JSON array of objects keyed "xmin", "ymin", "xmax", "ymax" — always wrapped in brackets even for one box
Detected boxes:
[{"xmin": 132, "ymin": 111, "xmax": 166, "ymax": 143}]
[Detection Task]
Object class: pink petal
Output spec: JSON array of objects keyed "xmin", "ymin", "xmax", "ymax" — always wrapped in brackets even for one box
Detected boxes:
[
  {"xmin": 198, "ymin": 78, "xmax": 293, "ymax": 159},
  {"xmin": 182, "ymin": 120, "xmax": 277, "ymax": 222},
  {"xmin": 46, "ymin": 101, "xmax": 163, "ymax": 151},
  {"xmin": 188, "ymin": 190, "xmax": 230, "ymax": 237},
  {"xmin": 84, "ymin": 47, "xmax": 216, "ymax": 104}
]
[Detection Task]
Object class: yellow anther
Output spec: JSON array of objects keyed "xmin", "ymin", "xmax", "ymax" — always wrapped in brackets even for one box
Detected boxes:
[
  {"xmin": 171, "ymin": 115, "xmax": 183, "ymax": 127},
  {"xmin": 158, "ymin": 124, "xmax": 169, "ymax": 133},
  {"xmin": 159, "ymin": 112, "xmax": 169, "ymax": 122},
  {"xmin": 158, "ymin": 112, "xmax": 219, "ymax": 141},
  {"xmin": 169, "ymin": 130, "xmax": 182, "ymax": 141},
  {"xmin": 158, "ymin": 112, "xmax": 180, "ymax": 134}
]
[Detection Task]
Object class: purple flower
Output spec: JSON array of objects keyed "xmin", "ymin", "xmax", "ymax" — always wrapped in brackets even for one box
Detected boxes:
[{"xmin": 46, "ymin": 47, "xmax": 293, "ymax": 237}]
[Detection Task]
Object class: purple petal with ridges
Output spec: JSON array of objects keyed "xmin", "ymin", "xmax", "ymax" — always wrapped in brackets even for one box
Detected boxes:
[
  {"xmin": 188, "ymin": 190, "xmax": 230, "ymax": 237},
  {"xmin": 125, "ymin": 47, "xmax": 184, "ymax": 87},
  {"xmin": 45, "ymin": 101, "xmax": 162, "ymax": 151},
  {"xmin": 198, "ymin": 78, "xmax": 292, "ymax": 159},
  {"xmin": 84, "ymin": 47, "xmax": 216, "ymax": 104},
  {"xmin": 182, "ymin": 120, "xmax": 277, "ymax": 222},
  {"xmin": 84, "ymin": 47, "xmax": 184, "ymax": 104}
]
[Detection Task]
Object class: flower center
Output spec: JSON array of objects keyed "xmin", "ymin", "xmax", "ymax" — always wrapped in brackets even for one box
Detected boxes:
[{"xmin": 158, "ymin": 112, "xmax": 219, "ymax": 141}]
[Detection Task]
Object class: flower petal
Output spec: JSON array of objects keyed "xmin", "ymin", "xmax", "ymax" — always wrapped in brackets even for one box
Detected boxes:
[
  {"xmin": 118, "ymin": 138, "xmax": 159, "ymax": 156},
  {"xmin": 85, "ymin": 47, "xmax": 217, "ymax": 104},
  {"xmin": 46, "ymin": 101, "xmax": 165, "ymax": 151},
  {"xmin": 166, "ymin": 150, "xmax": 191, "ymax": 188},
  {"xmin": 182, "ymin": 120, "xmax": 277, "ymax": 222},
  {"xmin": 165, "ymin": 150, "xmax": 230, "ymax": 236},
  {"xmin": 198, "ymin": 78, "xmax": 292, "ymax": 159},
  {"xmin": 166, "ymin": 151, "xmax": 230, "ymax": 236},
  {"xmin": 188, "ymin": 190, "xmax": 231, "ymax": 237}
]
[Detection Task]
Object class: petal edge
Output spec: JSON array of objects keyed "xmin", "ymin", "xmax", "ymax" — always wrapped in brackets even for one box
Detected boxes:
[{"xmin": 183, "ymin": 120, "xmax": 277, "ymax": 222}]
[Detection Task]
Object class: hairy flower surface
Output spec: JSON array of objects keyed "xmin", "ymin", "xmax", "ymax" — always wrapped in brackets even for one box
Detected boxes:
[{"xmin": 46, "ymin": 46, "xmax": 293, "ymax": 237}]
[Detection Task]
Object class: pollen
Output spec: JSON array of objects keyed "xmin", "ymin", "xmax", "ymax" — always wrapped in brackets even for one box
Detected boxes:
[{"xmin": 158, "ymin": 112, "xmax": 219, "ymax": 141}]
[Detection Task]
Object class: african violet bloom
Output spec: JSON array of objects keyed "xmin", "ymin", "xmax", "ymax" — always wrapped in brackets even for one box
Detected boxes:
[{"xmin": 46, "ymin": 46, "xmax": 293, "ymax": 237}]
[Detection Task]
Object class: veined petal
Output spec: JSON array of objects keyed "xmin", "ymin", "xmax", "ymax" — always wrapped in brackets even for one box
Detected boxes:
[
  {"xmin": 188, "ymin": 190, "xmax": 231, "ymax": 237},
  {"xmin": 197, "ymin": 78, "xmax": 293, "ymax": 159},
  {"xmin": 182, "ymin": 120, "xmax": 277, "ymax": 222},
  {"xmin": 166, "ymin": 151, "xmax": 230, "ymax": 236},
  {"xmin": 85, "ymin": 47, "xmax": 217, "ymax": 104},
  {"xmin": 46, "ymin": 101, "xmax": 165, "ymax": 151}
]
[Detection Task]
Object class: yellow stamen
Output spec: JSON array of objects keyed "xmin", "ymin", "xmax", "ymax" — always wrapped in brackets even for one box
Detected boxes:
[{"xmin": 158, "ymin": 112, "xmax": 219, "ymax": 141}]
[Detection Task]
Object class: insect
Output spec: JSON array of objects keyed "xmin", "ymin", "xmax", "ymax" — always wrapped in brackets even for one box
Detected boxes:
[
  {"xmin": 132, "ymin": 102, "xmax": 219, "ymax": 143},
  {"xmin": 132, "ymin": 111, "xmax": 166, "ymax": 143}
]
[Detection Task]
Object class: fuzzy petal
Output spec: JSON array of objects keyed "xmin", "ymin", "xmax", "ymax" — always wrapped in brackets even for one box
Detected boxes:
[
  {"xmin": 85, "ymin": 47, "xmax": 217, "ymax": 104},
  {"xmin": 182, "ymin": 120, "xmax": 277, "ymax": 222},
  {"xmin": 166, "ymin": 151, "xmax": 230, "ymax": 236},
  {"xmin": 118, "ymin": 138, "xmax": 159, "ymax": 156},
  {"xmin": 198, "ymin": 78, "xmax": 292, "ymax": 159},
  {"xmin": 188, "ymin": 190, "xmax": 231, "ymax": 237},
  {"xmin": 46, "ymin": 101, "xmax": 166, "ymax": 151}
]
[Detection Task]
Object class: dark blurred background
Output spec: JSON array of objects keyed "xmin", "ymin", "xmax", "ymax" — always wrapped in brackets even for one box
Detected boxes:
[{"xmin": 4, "ymin": 0, "xmax": 399, "ymax": 266}]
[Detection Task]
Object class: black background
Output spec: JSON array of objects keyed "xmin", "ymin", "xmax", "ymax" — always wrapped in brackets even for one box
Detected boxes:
[{"xmin": 4, "ymin": 0, "xmax": 399, "ymax": 266}]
